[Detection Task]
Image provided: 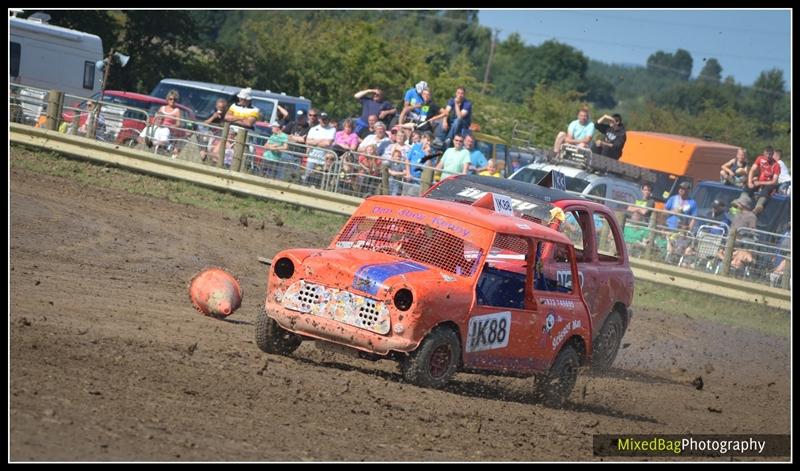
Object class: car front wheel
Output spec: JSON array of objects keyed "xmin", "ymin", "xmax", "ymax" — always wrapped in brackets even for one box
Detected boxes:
[
  {"xmin": 255, "ymin": 305, "xmax": 302, "ymax": 355},
  {"xmin": 400, "ymin": 327, "xmax": 461, "ymax": 389}
]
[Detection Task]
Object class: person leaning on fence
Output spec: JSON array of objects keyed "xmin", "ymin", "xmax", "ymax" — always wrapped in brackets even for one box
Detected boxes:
[
  {"xmin": 436, "ymin": 135, "xmax": 471, "ymax": 179},
  {"xmin": 746, "ymin": 145, "xmax": 780, "ymax": 215},
  {"xmin": 78, "ymin": 100, "xmax": 107, "ymax": 138},
  {"xmin": 158, "ymin": 90, "xmax": 182, "ymax": 130},
  {"xmin": 200, "ymin": 97, "xmax": 228, "ymax": 163},
  {"xmin": 303, "ymin": 111, "xmax": 336, "ymax": 183},
  {"xmin": 355, "ymin": 144, "xmax": 382, "ymax": 196},
  {"xmin": 664, "ymin": 181, "xmax": 697, "ymax": 231},
  {"xmin": 720, "ymin": 147, "xmax": 749, "ymax": 187},
  {"xmin": 387, "ymin": 148, "xmax": 411, "ymax": 196},
  {"xmin": 627, "ymin": 182, "xmax": 655, "ymax": 221},
  {"xmin": 138, "ymin": 115, "xmax": 171, "ymax": 150},
  {"xmin": 464, "ymin": 134, "xmax": 488, "ymax": 174},
  {"xmin": 553, "ymin": 106, "xmax": 595, "ymax": 154},
  {"xmin": 358, "ymin": 121, "xmax": 390, "ymax": 155},
  {"xmin": 225, "ymin": 87, "xmax": 259, "ymax": 131},
  {"xmin": 262, "ymin": 121, "xmax": 289, "ymax": 180}
]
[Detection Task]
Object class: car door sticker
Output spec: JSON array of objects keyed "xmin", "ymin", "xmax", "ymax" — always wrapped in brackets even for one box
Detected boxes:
[
  {"xmin": 466, "ymin": 311, "xmax": 512, "ymax": 353},
  {"xmin": 556, "ymin": 270, "xmax": 584, "ymax": 290}
]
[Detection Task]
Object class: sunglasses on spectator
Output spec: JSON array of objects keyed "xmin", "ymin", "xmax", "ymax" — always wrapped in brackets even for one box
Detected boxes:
[{"xmin": 308, "ymin": 114, "xmax": 318, "ymax": 117}]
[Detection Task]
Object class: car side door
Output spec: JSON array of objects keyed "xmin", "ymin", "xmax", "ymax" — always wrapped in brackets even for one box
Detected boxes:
[
  {"xmin": 464, "ymin": 233, "xmax": 545, "ymax": 375},
  {"xmin": 549, "ymin": 205, "xmax": 600, "ymax": 321}
]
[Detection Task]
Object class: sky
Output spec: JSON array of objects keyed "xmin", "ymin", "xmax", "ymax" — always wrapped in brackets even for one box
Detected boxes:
[{"xmin": 478, "ymin": 9, "xmax": 791, "ymax": 89}]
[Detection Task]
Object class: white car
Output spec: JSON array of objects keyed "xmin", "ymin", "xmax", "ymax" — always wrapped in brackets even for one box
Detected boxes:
[{"xmin": 509, "ymin": 162, "xmax": 643, "ymax": 210}]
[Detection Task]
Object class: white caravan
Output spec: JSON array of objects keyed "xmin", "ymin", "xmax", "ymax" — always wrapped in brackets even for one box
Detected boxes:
[{"xmin": 10, "ymin": 13, "xmax": 104, "ymax": 122}]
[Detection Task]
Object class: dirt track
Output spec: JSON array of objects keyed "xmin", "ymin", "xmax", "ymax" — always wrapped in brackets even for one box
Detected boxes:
[{"xmin": 10, "ymin": 158, "xmax": 791, "ymax": 461}]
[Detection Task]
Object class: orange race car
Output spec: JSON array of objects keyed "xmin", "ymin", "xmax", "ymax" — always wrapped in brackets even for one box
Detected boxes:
[{"xmin": 257, "ymin": 193, "xmax": 594, "ymax": 406}]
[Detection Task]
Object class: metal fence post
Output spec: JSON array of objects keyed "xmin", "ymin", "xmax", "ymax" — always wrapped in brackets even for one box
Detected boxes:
[
  {"xmin": 719, "ymin": 228, "xmax": 737, "ymax": 276},
  {"xmin": 380, "ymin": 165, "xmax": 390, "ymax": 195},
  {"xmin": 234, "ymin": 129, "xmax": 247, "ymax": 172},
  {"xmin": 45, "ymin": 89, "xmax": 64, "ymax": 131},
  {"xmin": 616, "ymin": 210, "xmax": 627, "ymax": 230},
  {"xmin": 420, "ymin": 166, "xmax": 434, "ymax": 194},
  {"xmin": 217, "ymin": 123, "xmax": 231, "ymax": 168},
  {"xmin": 643, "ymin": 209, "xmax": 658, "ymax": 260}
]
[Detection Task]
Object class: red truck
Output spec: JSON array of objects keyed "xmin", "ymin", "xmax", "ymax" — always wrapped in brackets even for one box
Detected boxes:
[
  {"xmin": 258, "ymin": 194, "xmax": 594, "ymax": 406},
  {"xmin": 423, "ymin": 174, "xmax": 635, "ymax": 370}
]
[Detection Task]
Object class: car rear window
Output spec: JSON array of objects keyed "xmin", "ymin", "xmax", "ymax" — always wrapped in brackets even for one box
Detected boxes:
[{"xmin": 512, "ymin": 168, "xmax": 591, "ymax": 193}]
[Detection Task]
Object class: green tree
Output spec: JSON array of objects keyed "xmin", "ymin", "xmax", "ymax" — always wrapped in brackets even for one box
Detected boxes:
[
  {"xmin": 646, "ymin": 49, "xmax": 693, "ymax": 81},
  {"xmin": 699, "ymin": 58, "xmax": 722, "ymax": 82},
  {"xmin": 111, "ymin": 11, "xmax": 202, "ymax": 92}
]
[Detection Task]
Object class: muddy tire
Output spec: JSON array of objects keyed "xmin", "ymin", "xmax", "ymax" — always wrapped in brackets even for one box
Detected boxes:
[
  {"xmin": 592, "ymin": 312, "xmax": 624, "ymax": 371},
  {"xmin": 255, "ymin": 305, "xmax": 301, "ymax": 355},
  {"xmin": 534, "ymin": 345, "xmax": 579, "ymax": 407},
  {"xmin": 400, "ymin": 327, "xmax": 461, "ymax": 389}
]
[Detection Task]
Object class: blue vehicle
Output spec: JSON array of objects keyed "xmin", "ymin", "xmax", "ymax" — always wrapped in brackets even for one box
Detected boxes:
[{"xmin": 691, "ymin": 181, "xmax": 790, "ymax": 235}]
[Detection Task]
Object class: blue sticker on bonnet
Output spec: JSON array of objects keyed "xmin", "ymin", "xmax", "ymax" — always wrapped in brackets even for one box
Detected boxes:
[{"xmin": 352, "ymin": 261, "xmax": 428, "ymax": 295}]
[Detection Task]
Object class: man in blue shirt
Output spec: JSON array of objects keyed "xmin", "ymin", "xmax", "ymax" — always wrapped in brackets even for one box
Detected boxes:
[
  {"xmin": 553, "ymin": 107, "xmax": 595, "ymax": 153},
  {"xmin": 353, "ymin": 88, "xmax": 396, "ymax": 135},
  {"xmin": 664, "ymin": 181, "xmax": 698, "ymax": 230},
  {"xmin": 464, "ymin": 134, "xmax": 487, "ymax": 174},
  {"xmin": 400, "ymin": 81, "xmax": 428, "ymax": 125},
  {"xmin": 438, "ymin": 86, "xmax": 473, "ymax": 147}
]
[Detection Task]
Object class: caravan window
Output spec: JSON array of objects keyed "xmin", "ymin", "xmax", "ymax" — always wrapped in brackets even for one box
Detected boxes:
[
  {"xmin": 83, "ymin": 61, "xmax": 95, "ymax": 90},
  {"xmin": 11, "ymin": 42, "xmax": 21, "ymax": 77}
]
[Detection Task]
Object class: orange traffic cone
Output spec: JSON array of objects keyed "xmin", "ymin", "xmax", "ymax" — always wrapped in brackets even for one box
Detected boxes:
[{"xmin": 188, "ymin": 267, "xmax": 243, "ymax": 318}]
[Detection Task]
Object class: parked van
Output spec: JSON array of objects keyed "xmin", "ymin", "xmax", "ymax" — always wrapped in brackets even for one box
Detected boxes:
[
  {"xmin": 150, "ymin": 78, "xmax": 311, "ymax": 124},
  {"xmin": 10, "ymin": 14, "xmax": 103, "ymax": 99},
  {"xmin": 509, "ymin": 162, "xmax": 642, "ymax": 210},
  {"xmin": 619, "ymin": 132, "xmax": 740, "ymax": 202}
]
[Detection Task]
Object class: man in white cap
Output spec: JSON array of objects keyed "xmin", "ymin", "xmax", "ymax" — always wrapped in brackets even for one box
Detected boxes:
[
  {"xmin": 400, "ymin": 80, "xmax": 428, "ymax": 125},
  {"xmin": 225, "ymin": 87, "xmax": 259, "ymax": 131}
]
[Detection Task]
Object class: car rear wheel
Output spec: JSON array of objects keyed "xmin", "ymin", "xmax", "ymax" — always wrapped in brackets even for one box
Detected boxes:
[
  {"xmin": 592, "ymin": 312, "xmax": 623, "ymax": 371},
  {"xmin": 400, "ymin": 327, "xmax": 461, "ymax": 389},
  {"xmin": 255, "ymin": 305, "xmax": 301, "ymax": 355},
  {"xmin": 534, "ymin": 345, "xmax": 579, "ymax": 407}
]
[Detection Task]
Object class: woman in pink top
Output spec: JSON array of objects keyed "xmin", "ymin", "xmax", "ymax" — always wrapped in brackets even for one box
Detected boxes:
[
  {"xmin": 334, "ymin": 118, "xmax": 360, "ymax": 152},
  {"xmin": 157, "ymin": 90, "xmax": 182, "ymax": 129}
]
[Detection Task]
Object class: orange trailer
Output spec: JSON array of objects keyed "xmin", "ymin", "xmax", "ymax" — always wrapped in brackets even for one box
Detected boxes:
[{"xmin": 619, "ymin": 132, "xmax": 740, "ymax": 200}]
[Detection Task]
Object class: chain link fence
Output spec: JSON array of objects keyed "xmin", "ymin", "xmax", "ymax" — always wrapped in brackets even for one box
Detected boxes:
[{"xmin": 11, "ymin": 86, "xmax": 791, "ymax": 291}]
